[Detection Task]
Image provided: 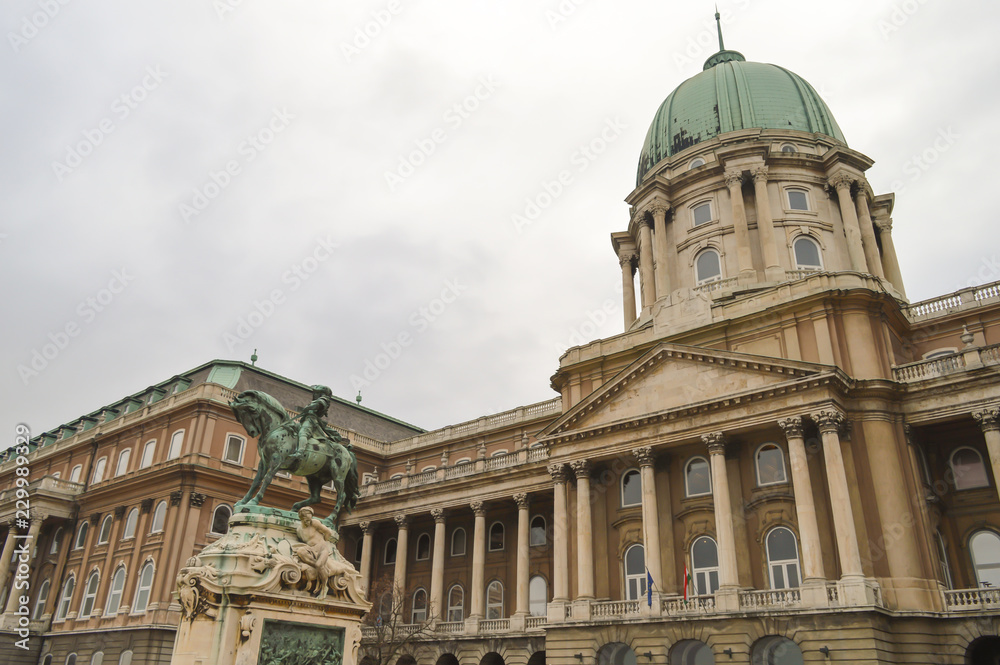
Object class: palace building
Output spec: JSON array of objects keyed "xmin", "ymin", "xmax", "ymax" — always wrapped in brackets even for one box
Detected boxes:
[{"xmin": 3, "ymin": 36, "xmax": 1000, "ymax": 665}]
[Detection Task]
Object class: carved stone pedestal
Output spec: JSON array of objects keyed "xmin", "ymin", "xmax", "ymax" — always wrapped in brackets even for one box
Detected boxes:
[{"xmin": 170, "ymin": 512, "xmax": 370, "ymax": 665}]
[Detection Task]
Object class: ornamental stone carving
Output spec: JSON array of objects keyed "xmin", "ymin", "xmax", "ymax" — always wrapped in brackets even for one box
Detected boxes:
[
  {"xmin": 618, "ymin": 252, "xmax": 638, "ymax": 268},
  {"xmin": 114, "ymin": 506, "xmax": 126, "ymax": 519},
  {"xmin": 89, "ymin": 513, "xmax": 101, "ymax": 526},
  {"xmin": 548, "ymin": 463, "xmax": 570, "ymax": 483},
  {"xmin": 751, "ymin": 165, "xmax": 769, "ymax": 183},
  {"xmin": 170, "ymin": 490, "xmax": 183, "ymax": 506},
  {"xmin": 827, "ymin": 172, "xmax": 855, "ymax": 192},
  {"xmin": 140, "ymin": 498, "xmax": 153, "ymax": 514},
  {"xmin": 633, "ymin": 446, "xmax": 655, "ymax": 467},
  {"xmin": 393, "ymin": 514, "xmax": 409, "ymax": 529},
  {"xmin": 190, "ymin": 492, "xmax": 207, "ymax": 508},
  {"xmin": 812, "ymin": 409, "xmax": 846, "ymax": 434},
  {"xmin": 360, "ymin": 520, "xmax": 375, "ymax": 535},
  {"xmin": 513, "ymin": 493, "xmax": 529, "ymax": 510},
  {"xmin": 702, "ymin": 432, "xmax": 727, "ymax": 455},
  {"xmin": 875, "ymin": 218, "xmax": 894, "ymax": 233},
  {"xmin": 570, "ymin": 459, "xmax": 592, "ymax": 478},
  {"xmin": 470, "ymin": 500, "xmax": 485, "ymax": 517},
  {"xmin": 724, "ymin": 169, "xmax": 744, "ymax": 188},
  {"xmin": 431, "ymin": 508, "xmax": 446, "ymax": 524},
  {"xmin": 777, "ymin": 416, "xmax": 804, "ymax": 439},
  {"xmin": 973, "ymin": 408, "xmax": 1000, "ymax": 433}
]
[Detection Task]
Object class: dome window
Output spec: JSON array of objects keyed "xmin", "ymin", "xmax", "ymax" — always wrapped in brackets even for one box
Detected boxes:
[
  {"xmin": 688, "ymin": 157, "xmax": 705, "ymax": 169},
  {"xmin": 787, "ymin": 188, "xmax": 810, "ymax": 211},
  {"xmin": 695, "ymin": 250, "xmax": 722, "ymax": 285},
  {"xmin": 692, "ymin": 202, "xmax": 712, "ymax": 226},
  {"xmin": 780, "ymin": 143, "xmax": 797, "ymax": 153},
  {"xmin": 793, "ymin": 236, "xmax": 823, "ymax": 271}
]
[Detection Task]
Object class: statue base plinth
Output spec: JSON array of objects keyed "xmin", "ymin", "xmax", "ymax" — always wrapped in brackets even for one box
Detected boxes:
[{"xmin": 169, "ymin": 513, "xmax": 370, "ymax": 665}]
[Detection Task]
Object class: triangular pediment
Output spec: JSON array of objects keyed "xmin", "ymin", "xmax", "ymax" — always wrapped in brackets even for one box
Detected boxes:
[{"xmin": 542, "ymin": 343, "xmax": 832, "ymax": 437}]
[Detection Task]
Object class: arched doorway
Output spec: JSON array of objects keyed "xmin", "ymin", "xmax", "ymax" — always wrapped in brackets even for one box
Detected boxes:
[
  {"xmin": 669, "ymin": 640, "xmax": 714, "ymax": 665},
  {"xmin": 397, "ymin": 656, "xmax": 417, "ymax": 665},
  {"xmin": 437, "ymin": 654, "xmax": 460, "ymax": 665},
  {"xmin": 481, "ymin": 652, "xmax": 506, "ymax": 665},
  {"xmin": 598, "ymin": 642, "xmax": 636, "ymax": 665},
  {"xmin": 751, "ymin": 636, "xmax": 803, "ymax": 665},
  {"xmin": 527, "ymin": 651, "xmax": 546, "ymax": 665},
  {"xmin": 968, "ymin": 637, "xmax": 1000, "ymax": 665}
]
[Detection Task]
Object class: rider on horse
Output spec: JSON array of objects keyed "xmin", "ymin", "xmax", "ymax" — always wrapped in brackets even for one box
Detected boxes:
[{"xmin": 288, "ymin": 385, "xmax": 351, "ymax": 465}]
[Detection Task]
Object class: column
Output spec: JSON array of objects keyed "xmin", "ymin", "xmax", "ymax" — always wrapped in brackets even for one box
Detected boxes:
[
  {"xmin": 2, "ymin": 515, "xmax": 44, "ymax": 617},
  {"xmin": 571, "ymin": 460, "xmax": 594, "ymax": 599},
  {"xmin": 973, "ymin": 408, "xmax": 1000, "ymax": 506},
  {"xmin": 812, "ymin": 409, "xmax": 863, "ymax": 578},
  {"xmin": 470, "ymin": 501, "xmax": 486, "ymax": 618},
  {"xmin": 0, "ymin": 524, "xmax": 17, "ymax": 606},
  {"xmin": 854, "ymin": 189, "xmax": 885, "ymax": 278},
  {"xmin": 725, "ymin": 169, "xmax": 755, "ymax": 281},
  {"xmin": 703, "ymin": 433, "xmax": 738, "ymax": 587},
  {"xmin": 637, "ymin": 220, "xmax": 656, "ymax": 307},
  {"xmin": 875, "ymin": 219, "xmax": 907, "ymax": 297},
  {"xmin": 633, "ymin": 446, "xmax": 662, "ymax": 592},
  {"xmin": 359, "ymin": 521, "xmax": 375, "ymax": 593},
  {"xmin": 778, "ymin": 417, "xmax": 825, "ymax": 582},
  {"xmin": 828, "ymin": 174, "xmax": 868, "ymax": 273},
  {"xmin": 430, "ymin": 509, "xmax": 446, "ymax": 621},
  {"xmin": 619, "ymin": 253, "xmax": 638, "ymax": 328},
  {"xmin": 651, "ymin": 204, "xmax": 672, "ymax": 301},
  {"xmin": 514, "ymin": 494, "xmax": 530, "ymax": 616},
  {"xmin": 548, "ymin": 464, "xmax": 570, "ymax": 602},
  {"xmin": 751, "ymin": 166, "xmax": 784, "ymax": 281},
  {"xmin": 392, "ymin": 514, "xmax": 409, "ymax": 605}
]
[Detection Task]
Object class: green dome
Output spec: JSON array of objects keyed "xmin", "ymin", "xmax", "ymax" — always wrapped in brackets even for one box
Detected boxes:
[{"xmin": 636, "ymin": 50, "xmax": 846, "ymax": 184}]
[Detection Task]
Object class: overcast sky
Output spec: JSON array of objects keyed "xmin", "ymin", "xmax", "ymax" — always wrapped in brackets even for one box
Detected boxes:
[{"xmin": 3, "ymin": 0, "xmax": 998, "ymax": 442}]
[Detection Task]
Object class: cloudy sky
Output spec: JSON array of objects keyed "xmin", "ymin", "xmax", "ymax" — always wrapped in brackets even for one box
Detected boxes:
[{"xmin": 3, "ymin": 0, "xmax": 998, "ymax": 442}]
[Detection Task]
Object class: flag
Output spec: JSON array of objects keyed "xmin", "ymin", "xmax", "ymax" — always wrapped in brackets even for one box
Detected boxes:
[
  {"xmin": 646, "ymin": 569, "xmax": 654, "ymax": 607},
  {"xmin": 683, "ymin": 563, "xmax": 691, "ymax": 602}
]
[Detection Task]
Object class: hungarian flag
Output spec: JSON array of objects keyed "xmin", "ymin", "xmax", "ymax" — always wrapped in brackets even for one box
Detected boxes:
[{"xmin": 683, "ymin": 563, "xmax": 692, "ymax": 601}]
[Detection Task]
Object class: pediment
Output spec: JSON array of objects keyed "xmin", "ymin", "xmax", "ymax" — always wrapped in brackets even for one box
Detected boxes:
[{"xmin": 542, "ymin": 343, "xmax": 830, "ymax": 436}]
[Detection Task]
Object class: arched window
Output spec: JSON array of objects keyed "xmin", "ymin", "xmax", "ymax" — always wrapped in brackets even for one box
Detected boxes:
[
  {"xmin": 97, "ymin": 515, "xmax": 114, "ymax": 545},
  {"xmin": 133, "ymin": 561, "xmax": 155, "ymax": 613},
  {"xmin": 792, "ymin": 236, "xmax": 822, "ymax": 271},
  {"xmin": 691, "ymin": 536, "xmax": 720, "ymax": 596},
  {"xmin": 50, "ymin": 527, "xmax": 63, "ymax": 554},
  {"xmin": 598, "ymin": 642, "xmax": 637, "ymax": 665},
  {"xmin": 384, "ymin": 538, "xmax": 397, "ymax": 564},
  {"xmin": 42, "ymin": 655, "xmax": 52, "ymax": 665},
  {"xmin": 115, "ymin": 448, "xmax": 131, "ymax": 477},
  {"xmin": 451, "ymin": 528, "xmax": 466, "ymax": 556},
  {"xmin": 140, "ymin": 440, "xmax": 156, "ymax": 468},
  {"xmin": 971, "ymin": 530, "xmax": 1000, "ymax": 589},
  {"xmin": 70, "ymin": 465, "xmax": 83, "ymax": 483},
  {"xmin": 695, "ymin": 249, "xmax": 722, "ymax": 285},
  {"xmin": 32, "ymin": 579, "xmax": 50, "ymax": 620},
  {"xmin": 105, "ymin": 566, "xmax": 127, "ymax": 615},
  {"xmin": 936, "ymin": 530, "xmax": 953, "ymax": 589},
  {"xmin": 951, "ymin": 447, "xmax": 989, "ymax": 490},
  {"xmin": 756, "ymin": 444, "xmax": 787, "ymax": 486},
  {"xmin": 752, "ymin": 636, "xmax": 804, "ymax": 665},
  {"xmin": 353, "ymin": 538, "xmax": 363, "ymax": 568},
  {"xmin": 167, "ymin": 430, "xmax": 184, "ymax": 460},
  {"xmin": 65, "ymin": 655, "xmax": 77, "ymax": 665},
  {"xmin": 689, "ymin": 157, "xmax": 705, "ymax": 169},
  {"xmin": 529, "ymin": 576, "xmax": 547, "ymax": 616},
  {"xmin": 766, "ymin": 527, "xmax": 801, "ymax": 589},
  {"xmin": 685, "ymin": 457, "xmax": 712, "ymax": 497},
  {"xmin": 486, "ymin": 581, "xmax": 504, "ymax": 619},
  {"xmin": 624, "ymin": 544, "xmax": 647, "ymax": 601},
  {"xmin": 91, "ymin": 457, "xmax": 107, "ymax": 484},
  {"xmin": 411, "ymin": 588, "xmax": 428, "ymax": 623},
  {"xmin": 786, "ymin": 188, "xmax": 809, "ymax": 211},
  {"xmin": 415, "ymin": 533, "xmax": 431, "ymax": 561},
  {"xmin": 669, "ymin": 640, "xmax": 713, "ymax": 665},
  {"xmin": 150, "ymin": 501, "xmax": 167, "ymax": 533},
  {"xmin": 529, "ymin": 516, "xmax": 546, "ymax": 546},
  {"xmin": 118, "ymin": 652, "xmax": 133, "ymax": 665},
  {"xmin": 80, "ymin": 570, "xmax": 100, "ymax": 617},
  {"xmin": 223, "ymin": 434, "xmax": 245, "ymax": 464},
  {"xmin": 55, "ymin": 575, "xmax": 75, "ymax": 621},
  {"xmin": 692, "ymin": 202, "xmax": 712, "ymax": 226},
  {"xmin": 780, "ymin": 143, "xmax": 797, "ymax": 154},
  {"xmin": 90, "ymin": 652, "xmax": 104, "ymax": 665},
  {"xmin": 489, "ymin": 522, "xmax": 504, "ymax": 551},
  {"xmin": 621, "ymin": 468, "xmax": 641, "ymax": 507},
  {"xmin": 210, "ymin": 505, "xmax": 231, "ymax": 535},
  {"xmin": 122, "ymin": 509, "xmax": 138, "ymax": 540},
  {"xmin": 74, "ymin": 522, "xmax": 89, "ymax": 550},
  {"xmin": 447, "ymin": 584, "xmax": 464, "ymax": 622}
]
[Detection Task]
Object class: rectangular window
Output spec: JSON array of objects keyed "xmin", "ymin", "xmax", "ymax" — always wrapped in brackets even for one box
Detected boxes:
[
  {"xmin": 693, "ymin": 202, "xmax": 712, "ymax": 225},
  {"xmin": 787, "ymin": 190, "xmax": 809, "ymax": 211},
  {"xmin": 224, "ymin": 435, "xmax": 245, "ymax": 464}
]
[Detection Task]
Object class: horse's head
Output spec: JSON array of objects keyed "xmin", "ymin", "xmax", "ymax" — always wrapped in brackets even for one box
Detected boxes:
[{"xmin": 230, "ymin": 390, "xmax": 289, "ymax": 438}]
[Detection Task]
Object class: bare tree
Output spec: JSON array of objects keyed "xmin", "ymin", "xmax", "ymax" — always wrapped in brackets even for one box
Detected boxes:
[{"xmin": 360, "ymin": 574, "xmax": 437, "ymax": 665}]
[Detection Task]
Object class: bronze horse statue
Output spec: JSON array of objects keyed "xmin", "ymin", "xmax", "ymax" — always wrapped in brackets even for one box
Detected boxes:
[{"xmin": 230, "ymin": 390, "xmax": 359, "ymax": 528}]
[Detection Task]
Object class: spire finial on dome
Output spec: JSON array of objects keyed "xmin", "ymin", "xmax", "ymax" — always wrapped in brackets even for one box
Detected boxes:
[{"xmin": 715, "ymin": 5, "xmax": 725, "ymax": 51}]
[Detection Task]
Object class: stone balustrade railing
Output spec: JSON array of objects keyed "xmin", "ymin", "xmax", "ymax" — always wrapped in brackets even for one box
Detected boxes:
[
  {"xmin": 436, "ymin": 621, "xmax": 464, "ymax": 634},
  {"xmin": 0, "ymin": 475, "xmax": 84, "ymax": 503},
  {"xmin": 525, "ymin": 616, "xmax": 547, "ymax": 629},
  {"xmin": 905, "ymin": 280, "xmax": 1000, "ymax": 321},
  {"xmin": 662, "ymin": 596, "xmax": 715, "ymax": 615},
  {"xmin": 892, "ymin": 343, "xmax": 1000, "ymax": 382},
  {"xmin": 692, "ymin": 276, "xmax": 740, "ymax": 295},
  {"xmin": 944, "ymin": 588, "xmax": 1000, "ymax": 611},
  {"xmin": 479, "ymin": 619, "xmax": 510, "ymax": 633},
  {"xmin": 739, "ymin": 588, "xmax": 801, "ymax": 610},
  {"xmin": 591, "ymin": 600, "xmax": 640, "ymax": 618}
]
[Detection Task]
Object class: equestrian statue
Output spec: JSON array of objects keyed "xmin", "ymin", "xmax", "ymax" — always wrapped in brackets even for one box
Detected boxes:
[{"xmin": 229, "ymin": 385, "xmax": 360, "ymax": 530}]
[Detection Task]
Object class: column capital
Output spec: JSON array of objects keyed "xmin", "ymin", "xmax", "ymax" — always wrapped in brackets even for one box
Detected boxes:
[
  {"xmin": 750, "ymin": 165, "xmax": 769, "ymax": 183},
  {"xmin": 359, "ymin": 521, "xmax": 376, "ymax": 535},
  {"xmin": 874, "ymin": 217, "xmax": 893, "ymax": 233},
  {"xmin": 569, "ymin": 459, "xmax": 592, "ymax": 478},
  {"xmin": 430, "ymin": 508, "xmax": 446, "ymax": 524},
  {"xmin": 702, "ymin": 432, "xmax": 727, "ymax": 455},
  {"xmin": 647, "ymin": 201, "xmax": 670, "ymax": 219},
  {"xmin": 973, "ymin": 408, "xmax": 1000, "ymax": 433},
  {"xmin": 812, "ymin": 409, "xmax": 846, "ymax": 434},
  {"xmin": 632, "ymin": 446, "xmax": 655, "ymax": 467},
  {"xmin": 394, "ymin": 514, "xmax": 410, "ymax": 529},
  {"xmin": 724, "ymin": 169, "xmax": 744, "ymax": 188},
  {"xmin": 618, "ymin": 252, "xmax": 638, "ymax": 268},
  {"xmin": 548, "ymin": 463, "xmax": 570, "ymax": 483},
  {"xmin": 470, "ymin": 500, "xmax": 485, "ymax": 517},
  {"xmin": 513, "ymin": 493, "xmax": 529, "ymax": 510},
  {"xmin": 777, "ymin": 416, "xmax": 805, "ymax": 439},
  {"xmin": 827, "ymin": 172, "xmax": 855, "ymax": 192}
]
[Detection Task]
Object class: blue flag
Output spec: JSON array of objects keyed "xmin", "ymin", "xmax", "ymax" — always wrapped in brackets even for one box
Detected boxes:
[{"xmin": 646, "ymin": 570, "xmax": 654, "ymax": 607}]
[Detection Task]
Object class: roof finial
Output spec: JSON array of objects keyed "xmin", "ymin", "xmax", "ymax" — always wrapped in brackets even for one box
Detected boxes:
[
  {"xmin": 250, "ymin": 349, "xmax": 258, "ymax": 366},
  {"xmin": 715, "ymin": 5, "xmax": 725, "ymax": 51}
]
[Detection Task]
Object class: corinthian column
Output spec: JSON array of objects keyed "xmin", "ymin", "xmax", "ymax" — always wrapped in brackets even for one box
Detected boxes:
[
  {"xmin": 875, "ymin": 219, "xmax": 907, "ymax": 298},
  {"xmin": 2, "ymin": 515, "xmax": 45, "ymax": 616},
  {"xmin": 854, "ymin": 187, "xmax": 885, "ymax": 278},
  {"xmin": 973, "ymin": 408, "xmax": 1000, "ymax": 506},
  {"xmin": 392, "ymin": 515, "xmax": 409, "ymax": 605},
  {"xmin": 828, "ymin": 174, "xmax": 868, "ymax": 273},
  {"xmin": 703, "ymin": 433, "xmax": 738, "ymax": 587},
  {"xmin": 430, "ymin": 509, "xmax": 446, "ymax": 620},
  {"xmin": 751, "ymin": 166, "xmax": 783, "ymax": 281},
  {"xmin": 571, "ymin": 459, "xmax": 594, "ymax": 599},
  {"xmin": 812, "ymin": 409, "xmax": 863, "ymax": 578},
  {"xmin": 470, "ymin": 501, "xmax": 486, "ymax": 618},
  {"xmin": 650, "ymin": 204, "xmax": 671, "ymax": 300},
  {"xmin": 633, "ymin": 446, "xmax": 662, "ymax": 591},
  {"xmin": 548, "ymin": 464, "xmax": 570, "ymax": 602},
  {"xmin": 778, "ymin": 417, "xmax": 824, "ymax": 582},
  {"xmin": 359, "ymin": 521, "xmax": 375, "ymax": 592},
  {"xmin": 725, "ymin": 169, "xmax": 755, "ymax": 281},
  {"xmin": 637, "ymin": 219, "xmax": 657, "ymax": 307},
  {"xmin": 619, "ymin": 253, "xmax": 638, "ymax": 328},
  {"xmin": 514, "ymin": 493, "xmax": 530, "ymax": 616}
]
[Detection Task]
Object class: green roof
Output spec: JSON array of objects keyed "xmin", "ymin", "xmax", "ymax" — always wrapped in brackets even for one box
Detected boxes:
[{"xmin": 636, "ymin": 50, "xmax": 846, "ymax": 184}]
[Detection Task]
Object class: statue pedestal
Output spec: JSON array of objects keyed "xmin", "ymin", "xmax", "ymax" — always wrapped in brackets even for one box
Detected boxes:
[{"xmin": 170, "ymin": 512, "xmax": 370, "ymax": 665}]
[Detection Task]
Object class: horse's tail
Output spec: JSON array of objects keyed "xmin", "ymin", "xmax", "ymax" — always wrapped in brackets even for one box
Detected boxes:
[{"xmin": 343, "ymin": 447, "xmax": 360, "ymax": 513}]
